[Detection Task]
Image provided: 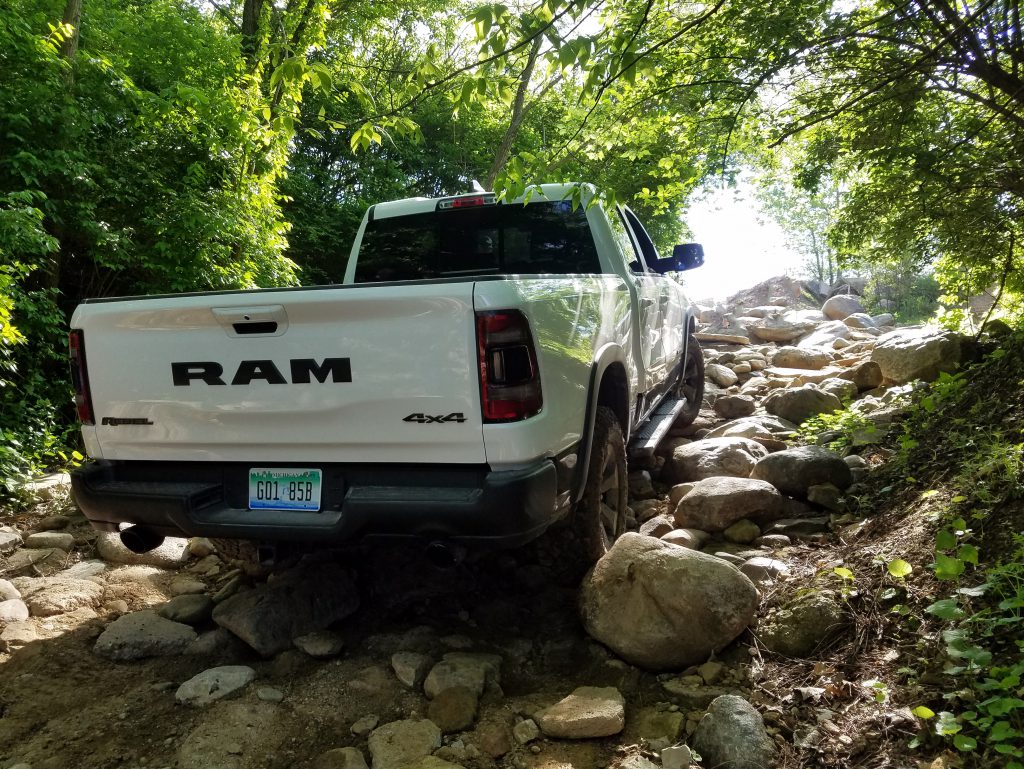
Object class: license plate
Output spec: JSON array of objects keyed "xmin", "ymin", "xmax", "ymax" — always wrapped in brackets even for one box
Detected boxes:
[{"xmin": 248, "ymin": 468, "xmax": 322, "ymax": 512}]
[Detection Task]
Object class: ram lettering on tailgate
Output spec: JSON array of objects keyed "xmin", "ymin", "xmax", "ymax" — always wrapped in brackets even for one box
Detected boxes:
[{"xmin": 171, "ymin": 358, "xmax": 352, "ymax": 386}]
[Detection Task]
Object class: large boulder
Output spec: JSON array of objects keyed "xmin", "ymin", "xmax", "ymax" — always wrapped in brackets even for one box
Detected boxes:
[
  {"xmin": 871, "ymin": 328, "xmax": 962, "ymax": 384},
  {"xmin": 706, "ymin": 363, "xmax": 739, "ymax": 388},
  {"xmin": 368, "ymin": 720, "xmax": 442, "ymax": 769},
  {"xmin": 822, "ymin": 295, "xmax": 866, "ymax": 320},
  {"xmin": 771, "ymin": 346, "xmax": 831, "ymax": 370},
  {"xmin": 746, "ymin": 317, "xmax": 817, "ymax": 344},
  {"xmin": 763, "ymin": 385, "xmax": 842, "ymax": 425},
  {"xmin": 212, "ymin": 562, "xmax": 359, "ymax": 657},
  {"xmin": 691, "ymin": 695, "xmax": 776, "ymax": 769},
  {"xmin": 662, "ymin": 438, "xmax": 768, "ymax": 484},
  {"xmin": 95, "ymin": 532, "xmax": 189, "ymax": 569},
  {"xmin": 758, "ymin": 591, "xmax": 847, "ymax": 657},
  {"xmin": 704, "ymin": 415, "xmax": 798, "ymax": 442},
  {"xmin": 843, "ymin": 313, "xmax": 875, "ymax": 329},
  {"xmin": 713, "ymin": 394, "xmax": 756, "ymax": 419},
  {"xmin": 94, "ymin": 611, "xmax": 197, "ymax": 661},
  {"xmin": 797, "ymin": 320, "xmax": 852, "ymax": 349},
  {"xmin": 580, "ymin": 534, "xmax": 758, "ymax": 670},
  {"xmin": 673, "ymin": 477, "xmax": 786, "ymax": 531},
  {"xmin": 750, "ymin": 446, "xmax": 852, "ymax": 498},
  {"xmin": 536, "ymin": 686, "xmax": 625, "ymax": 738},
  {"xmin": 837, "ymin": 360, "xmax": 883, "ymax": 391},
  {"xmin": 15, "ymin": 577, "xmax": 103, "ymax": 617}
]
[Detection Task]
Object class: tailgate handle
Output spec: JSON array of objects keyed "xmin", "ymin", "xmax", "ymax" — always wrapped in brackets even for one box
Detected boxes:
[
  {"xmin": 233, "ymin": 321, "xmax": 278, "ymax": 334},
  {"xmin": 212, "ymin": 305, "xmax": 288, "ymax": 337}
]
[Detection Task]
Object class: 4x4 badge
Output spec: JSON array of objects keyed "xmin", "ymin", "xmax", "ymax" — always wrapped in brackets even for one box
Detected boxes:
[{"xmin": 403, "ymin": 412, "xmax": 467, "ymax": 424}]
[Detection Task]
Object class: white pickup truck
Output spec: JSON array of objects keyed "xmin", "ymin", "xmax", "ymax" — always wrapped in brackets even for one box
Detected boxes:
[{"xmin": 69, "ymin": 183, "xmax": 705, "ymax": 567}]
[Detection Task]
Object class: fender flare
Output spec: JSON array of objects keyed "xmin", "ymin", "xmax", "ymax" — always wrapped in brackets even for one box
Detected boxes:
[{"xmin": 572, "ymin": 343, "xmax": 630, "ymax": 504}]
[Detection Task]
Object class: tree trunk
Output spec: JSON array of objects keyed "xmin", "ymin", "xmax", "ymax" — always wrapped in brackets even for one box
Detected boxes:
[
  {"xmin": 242, "ymin": 0, "xmax": 265, "ymax": 68},
  {"xmin": 485, "ymin": 37, "xmax": 543, "ymax": 189},
  {"xmin": 60, "ymin": 0, "xmax": 82, "ymax": 65}
]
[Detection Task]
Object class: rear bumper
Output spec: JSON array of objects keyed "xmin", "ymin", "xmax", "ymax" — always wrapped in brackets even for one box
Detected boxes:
[{"xmin": 71, "ymin": 459, "xmax": 564, "ymax": 548}]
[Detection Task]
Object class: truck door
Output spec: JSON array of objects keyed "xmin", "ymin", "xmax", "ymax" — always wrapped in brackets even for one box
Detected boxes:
[
  {"xmin": 620, "ymin": 207, "xmax": 684, "ymax": 396},
  {"xmin": 607, "ymin": 207, "xmax": 662, "ymax": 398}
]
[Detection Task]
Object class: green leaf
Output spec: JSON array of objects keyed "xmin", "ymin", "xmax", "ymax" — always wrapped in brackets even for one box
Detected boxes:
[
  {"xmin": 833, "ymin": 566, "xmax": 855, "ymax": 581},
  {"xmin": 957, "ymin": 544, "xmax": 979, "ymax": 565},
  {"xmin": 989, "ymin": 721, "xmax": 1021, "ymax": 742},
  {"xmin": 912, "ymin": 706, "xmax": 936, "ymax": 719},
  {"xmin": 934, "ymin": 553, "xmax": 966, "ymax": 580},
  {"xmin": 936, "ymin": 529, "xmax": 957, "ymax": 549},
  {"xmin": 920, "ymin": 489, "xmax": 940, "ymax": 499},
  {"xmin": 953, "ymin": 734, "xmax": 977, "ymax": 751},
  {"xmin": 927, "ymin": 598, "xmax": 964, "ymax": 620},
  {"xmin": 935, "ymin": 711, "xmax": 961, "ymax": 736},
  {"xmin": 888, "ymin": 559, "xmax": 913, "ymax": 578}
]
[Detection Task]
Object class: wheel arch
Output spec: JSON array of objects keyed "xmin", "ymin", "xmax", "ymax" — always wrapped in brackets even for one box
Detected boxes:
[{"xmin": 572, "ymin": 344, "xmax": 631, "ymax": 503}]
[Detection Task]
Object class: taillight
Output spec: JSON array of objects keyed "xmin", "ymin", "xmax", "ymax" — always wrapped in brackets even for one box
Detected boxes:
[
  {"xmin": 69, "ymin": 330, "xmax": 94, "ymax": 425},
  {"xmin": 476, "ymin": 310, "xmax": 543, "ymax": 422}
]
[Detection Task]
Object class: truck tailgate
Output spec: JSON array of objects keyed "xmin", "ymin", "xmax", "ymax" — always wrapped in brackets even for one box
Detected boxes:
[{"xmin": 72, "ymin": 283, "xmax": 485, "ymax": 463}]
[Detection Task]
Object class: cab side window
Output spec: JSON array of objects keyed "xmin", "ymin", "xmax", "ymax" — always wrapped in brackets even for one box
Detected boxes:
[
  {"xmin": 621, "ymin": 207, "xmax": 660, "ymax": 269},
  {"xmin": 608, "ymin": 208, "xmax": 647, "ymax": 275}
]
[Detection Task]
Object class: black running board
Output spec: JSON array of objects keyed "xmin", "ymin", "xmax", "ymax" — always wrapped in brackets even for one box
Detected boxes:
[{"xmin": 628, "ymin": 396, "xmax": 687, "ymax": 459}]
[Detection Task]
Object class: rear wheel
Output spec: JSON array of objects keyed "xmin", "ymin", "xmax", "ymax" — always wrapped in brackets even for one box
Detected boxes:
[
  {"xmin": 577, "ymin": 405, "xmax": 628, "ymax": 564},
  {"xmin": 675, "ymin": 333, "xmax": 705, "ymax": 426}
]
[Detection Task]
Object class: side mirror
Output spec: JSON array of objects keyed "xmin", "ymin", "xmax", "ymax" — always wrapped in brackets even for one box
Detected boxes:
[{"xmin": 650, "ymin": 243, "xmax": 705, "ymax": 274}]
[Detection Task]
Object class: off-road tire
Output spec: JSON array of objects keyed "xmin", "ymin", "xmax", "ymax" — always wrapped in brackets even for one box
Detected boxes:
[
  {"xmin": 675, "ymin": 333, "xmax": 705, "ymax": 426},
  {"xmin": 577, "ymin": 405, "xmax": 629, "ymax": 564}
]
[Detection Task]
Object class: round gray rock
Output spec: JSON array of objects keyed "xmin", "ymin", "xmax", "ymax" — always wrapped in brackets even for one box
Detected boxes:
[
  {"xmin": 580, "ymin": 534, "xmax": 758, "ymax": 670},
  {"xmin": 763, "ymin": 385, "xmax": 842, "ymax": 425},
  {"xmin": 295, "ymin": 630, "xmax": 346, "ymax": 658},
  {"xmin": 175, "ymin": 665, "xmax": 256, "ymax": 705},
  {"xmin": 18, "ymin": 577, "xmax": 103, "ymax": 616},
  {"xmin": 706, "ymin": 363, "xmax": 739, "ymax": 387},
  {"xmin": 797, "ymin": 320, "xmax": 852, "ymax": 349},
  {"xmin": 759, "ymin": 592, "xmax": 846, "ymax": 657},
  {"xmin": 367, "ymin": 719, "xmax": 442, "ymax": 769},
  {"xmin": 0, "ymin": 599, "xmax": 29, "ymax": 622},
  {"xmin": 0, "ymin": 526, "xmax": 24, "ymax": 555},
  {"xmin": 750, "ymin": 446, "xmax": 852, "ymax": 498},
  {"xmin": 662, "ymin": 438, "xmax": 768, "ymax": 484},
  {"xmin": 536, "ymin": 686, "xmax": 625, "ymax": 738},
  {"xmin": 843, "ymin": 312, "xmax": 875, "ymax": 328},
  {"xmin": 312, "ymin": 747, "xmax": 370, "ymax": 769},
  {"xmin": 94, "ymin": 610, "xmax": 197, "ymax": 661},
  {"xmin": 95, "ymin": 532, "xmax": 189, "ymax": 569},
  {"xmin": 159, "ymin": 594, "xmax": 214, "ymax": 625},
  {"xmin": 713, "ymin": 394, "xmax": 756, "ymax": 419},
  {"xmin": 771, "ymin": 346, "xmax": 830, "ymax": 370},
  {"xmin": 23, "ymin": 531, "xmax": 75, "ymax": 551},
  {"xmin": 822, "ymin": 295, "xmax": 865, "ymax": 320},
  {"xmin": 0, "ymin": 578, "xmax": 20, "ymax": 601},
  {"xmin": 871, "ymin": 328, "xmax": 962, "ymax": 383},
  {"xmin": 723, "ymin": 519, "xmax": 761, "ymax": 544},
  {"xmin": 427, "ymin": 685, "xmax": 478, "ymax": 733},
  {"xmin": 692, "ymin": 695, "xmax": 776, "ymax": 769},
  {"xmin": 739, "ymin": 557, "xmax": 790, "ymax": 585},
  {"xmin": 839, "ymin": 360, "xmax": 884, "ymax": 391},
  {"xmin": 673, "ymin": 477, "xmax": 786, "ymax": 532}
]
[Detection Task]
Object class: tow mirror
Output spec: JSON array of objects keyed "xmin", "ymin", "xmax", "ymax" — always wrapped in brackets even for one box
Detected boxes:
[
  {"xmin": 673, "ymin": 243, "xmax": 704, "ymax": 271},
  {"xmin": 650, "ymin": 243, "xmax": 705, "ymax": 274}
]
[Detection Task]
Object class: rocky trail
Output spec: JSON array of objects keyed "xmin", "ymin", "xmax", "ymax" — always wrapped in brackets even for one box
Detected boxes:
[{"xmin": 0, "ymin": 279, "xmax": 969, "ymax": 769}]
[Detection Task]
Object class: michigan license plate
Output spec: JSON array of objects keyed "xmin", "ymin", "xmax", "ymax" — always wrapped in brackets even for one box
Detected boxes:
[{"xmin": 248, "ymin": 468, "xmax": 322, "ymax": 511}]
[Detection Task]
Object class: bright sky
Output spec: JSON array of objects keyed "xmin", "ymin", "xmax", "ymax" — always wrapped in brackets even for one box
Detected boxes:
[{"xmin": 677, "ymin": 183, "xmax": 804, "ymax": 305}]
